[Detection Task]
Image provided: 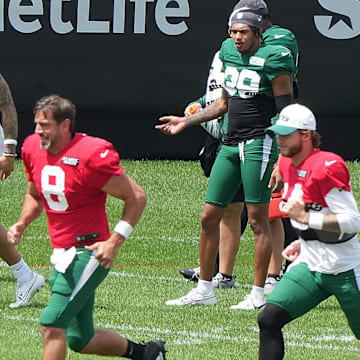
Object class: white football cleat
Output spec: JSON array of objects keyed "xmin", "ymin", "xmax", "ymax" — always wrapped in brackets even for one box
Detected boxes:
[
  {"xmin": 9, "ymin": 272, "xmax": 45, "ymax": 308},
  {"xmin": 230, "ymin": 293, "xmax": 265, "ymax": 311},
  {"xmin": 212, "ymin": 273, "xmax": 236, "ymax": 289},
  {"xmin": 165, "ymin": 287, "xmax": 217, "ymax": 306},
  {"xmin": 264, "ymin": 275, "xmax": 281, "ymax": 295}
]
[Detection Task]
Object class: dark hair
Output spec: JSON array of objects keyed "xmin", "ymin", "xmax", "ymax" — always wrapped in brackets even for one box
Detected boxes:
[
  {"xmin": 33, "ymin": 95, "xmax": 76, "ymax": 132},
  {"xmin": 312, "ymin": 131, "xmax": 321, "ymax": 148},
  {"xmin": 299, "ymin": 130, "xmax": 321, "ymax": 148},
  {"xmin": 262, "ymin": 14, "xmax": 273, "ymax": 30},
  {"xmin": 250, "ymin": 26, "xmax": 261, "ymax": 38}
]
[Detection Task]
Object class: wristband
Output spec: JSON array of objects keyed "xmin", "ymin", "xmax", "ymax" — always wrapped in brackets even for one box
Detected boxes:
[
  {"xmin": 4, "ymin": 139, "xmax": 18, "ymax": 146},
  {"xmin": 3, "ymin": 152, "xmax": 17, "ymax": 157},
  {"xmin": 308, "ymin": 212, "xmax": 324, "ymax": 230},
  {"xmin": 114, "ymin": 220, "xmax": 133, "ymax": 239}
]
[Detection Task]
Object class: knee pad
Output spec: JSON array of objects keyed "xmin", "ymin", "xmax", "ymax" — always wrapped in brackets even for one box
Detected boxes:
[
  {"xmin": 258, "ymin": 303, "xmax": 291, "ymax": 330},
  {"xmin": 40, "ymin": 306, "xmax": 64, "ymax": 328},
  {"xmin": 67, "ymin": 335, "xmax": 90, "ymax": 353}
]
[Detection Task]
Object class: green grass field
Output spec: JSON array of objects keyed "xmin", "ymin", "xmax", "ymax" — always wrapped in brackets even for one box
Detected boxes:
[{"xmin": 1, "ymin": 159, "xmax": 360, "ymax": 359}]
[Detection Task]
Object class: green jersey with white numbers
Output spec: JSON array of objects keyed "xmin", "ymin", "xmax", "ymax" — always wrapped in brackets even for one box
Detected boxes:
[
  {"xmin": 219, "ymin": 38, "xmax": 294, "ymax": 144},
  {"xmin": 262, "ymin": 25, "xmax": 299, "ymax": 83}
]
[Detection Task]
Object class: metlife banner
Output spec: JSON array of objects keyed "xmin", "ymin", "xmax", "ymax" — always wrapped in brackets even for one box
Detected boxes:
[{"xmin": 1, "ymin": 0, "xmax": 359, "ymax": 159}]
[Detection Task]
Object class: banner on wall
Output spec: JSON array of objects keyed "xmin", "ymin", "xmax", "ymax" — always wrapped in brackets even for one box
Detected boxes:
[
  {"xmin": 1, "ymin": 0, "xmax": 359, "ymax": 160},
  {"xmin": 0, "ymin": 0, "xmax": 190, "ymax": 35}
]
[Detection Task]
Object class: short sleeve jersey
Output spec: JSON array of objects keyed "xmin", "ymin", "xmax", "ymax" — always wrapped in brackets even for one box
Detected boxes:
[
  {"xmin": 219, "ymin": 38, "xmax": 295, "ymax": 143},
  {"xmin": 280, "ymin": 149, "xmax": 350, "ymax": 207},
  {"xmin": 22, "ymin": 133, "xmax": 125, "ymax": 249},
  {"xmin": 262, "ymin": 25, "xmax": 299, "ymax": 82}
]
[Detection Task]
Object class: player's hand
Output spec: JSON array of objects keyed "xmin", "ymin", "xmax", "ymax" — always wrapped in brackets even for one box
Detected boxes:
[
  {"xmin": 85, "ymin": 234, "xmax": 124, "ymax": 269},
  {"xmin": 8, "ymin": 222, "xmax": 25, "ymax": 245},
  {"xmin": 0, "ymin": 156, "xmax": 15, "ymax": 180},
  {"xmin": 268, "ymin": 163, "xmax": 283, "ymax": 193},
  {"xmin": 282, "ymin": 239, "xmax": 301, "ymax": 262},
  {"xmin": 281, "ymin": 199, "xmax": 309, "ymax": 224},
  {"xmin": 155, "ymin": 115, "xmax": 187, "ymax": 135}
]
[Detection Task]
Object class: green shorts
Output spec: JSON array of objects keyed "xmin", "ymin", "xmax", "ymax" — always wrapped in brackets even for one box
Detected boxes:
[
  {"xmin": 205, "ymin": 136, "xmax": 278, "ymax": 207},
  {"xmin": 40, "ymin": 247, "xmax": 109, "ymax": 351},
  {"xmin": 267, "ymin": 262, "xmax": 360, "ymax": 338}
]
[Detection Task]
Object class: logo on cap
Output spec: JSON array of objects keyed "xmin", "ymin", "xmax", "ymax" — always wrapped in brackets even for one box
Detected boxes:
[{"xmin": 279, "ymin": 114, "xmax": 290, "ymax": 122}]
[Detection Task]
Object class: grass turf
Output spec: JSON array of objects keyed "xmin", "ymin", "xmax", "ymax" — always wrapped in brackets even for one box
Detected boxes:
[{"xmin": 0, "ymin": 159, "xmax": 360, "ymax": 359}]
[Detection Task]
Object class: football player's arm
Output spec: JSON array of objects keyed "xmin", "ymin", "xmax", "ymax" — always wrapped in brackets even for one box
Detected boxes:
[
  {"xmin": 184, "ymin": 96, "xmax": 223, "ymax": 140},
  {"xmin": 86, "ymin": 173, "xmax": 147, "ymax": 268},
  {"xmin": 268, "ymin": 74, "xmax": 293, "ymax": 191},
  {"xmin": 283, "ymin": 188, "xmax": 360, "ymax": 233},
  {"xmin": 155, "ymin": 89, "xmax": 228, "ymax": 136},
  {"xmin": 271, "ymin": 73, "xmax": 293, "ymax": 112},
  {"xmin": 0, "ymin": 73, "xmax": 18, "ymax": 180},
  {"xmin": 8, "ymin": 182, "xmax": 44, "ymax": 245},
  {"xmin": 268, "ymin": 160, "xmax": 283, "ymax": 193},
  {"xmin": 184, "ymin": 95, "xmax": 206, "ymax": 116}
]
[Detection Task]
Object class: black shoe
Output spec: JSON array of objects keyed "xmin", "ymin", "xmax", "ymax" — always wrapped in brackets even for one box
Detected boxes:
[
  {"xmin": 143, "ymin": 339, "xmax": 166, "ymax": 360},
  {"xmin": 179, "ymin": 267, "xmax": 199, "ymax": 282}
]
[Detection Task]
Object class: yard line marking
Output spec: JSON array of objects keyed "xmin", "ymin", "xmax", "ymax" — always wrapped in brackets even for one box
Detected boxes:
[
  {"xmin": 0, "ymin": 265, "xmax": 253, "ymax": 288},
  {"xmin": 1, "ymin": 263, "xmax": 253, "ymax": 271},
  {"xmin": 109, "ymin": 270, "xmax": 186, "ymax": 283},
  {"xmin": 20, "ymin": 234, "xmax": 200, "ymax": 244},
  {"xmin": 108, "ymin": 271, "xmax": 253, "ymax": 288},
  {"xmin": 2, "ymin": 313, "xmax": 359, "ymax": 352}
]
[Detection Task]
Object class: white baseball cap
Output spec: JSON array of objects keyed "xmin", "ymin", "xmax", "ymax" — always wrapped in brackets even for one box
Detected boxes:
[{"xmin": 267, "ymin": 104, "xmax": 316, "ymax": 135}]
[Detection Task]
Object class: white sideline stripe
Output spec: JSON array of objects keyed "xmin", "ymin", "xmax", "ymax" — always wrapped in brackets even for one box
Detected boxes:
[
  {"xmin": 20, "ymin": 234, "xmax": 200, "ymax": 244},
  {"xmin": 109, "ymin": 270, "xmax": 186, "ymax": 283},
  {"xmin": 2, "ymin": 313, "xmax": 359, "ymax": 351},
  {"xmin": 0, "ymin": 264, "xmax": 253, "ymax": 288},
  {"xmin": 19, "ymin": 234, "xmax": 255, "ymax": 245},
  {"xmin": 108, "ymin": 271, "xmax": 252, "ymax": 289},
  {"xmin": 160, "ymin": 236, "xmax": 199, "ymax": 244},
  {"xmin": 286, "ymin": 340, "xmax": 360, "ymax": 352}
]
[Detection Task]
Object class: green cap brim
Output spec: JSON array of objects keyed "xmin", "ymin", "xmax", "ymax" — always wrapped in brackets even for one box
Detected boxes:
[{"xmin": 266, "ymin": 125, "xmax": 297, "ymax": 135}]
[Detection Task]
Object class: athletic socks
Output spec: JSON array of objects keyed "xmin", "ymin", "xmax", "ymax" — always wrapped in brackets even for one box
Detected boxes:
[
  {"xmin": 9, "ymin": 258, "xmax": 34, "ymax": 285},
  {"xmin": 251, "ymin": 285, "xmax": 265, "ymax": 299},
  {"xmin": 197, "ymin": 279, "xmax": 213, "ymax": 295}
]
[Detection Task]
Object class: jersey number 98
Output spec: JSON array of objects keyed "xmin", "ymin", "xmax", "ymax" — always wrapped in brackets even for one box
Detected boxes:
[{"xmin": 224, "ymin": 67, "xmax": 260, "ymax": 99}]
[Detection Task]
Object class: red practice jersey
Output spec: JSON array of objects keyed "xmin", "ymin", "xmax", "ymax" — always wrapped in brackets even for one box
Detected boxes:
[
  {"xmin": 269, "ymin": 191, "xmax": 286, "ymax": 221},
  {"xmin": 22, "ymin": 133, "xmax": 124, "ymax": 249},
  {"xmin": 280, "ymin": 149, "xmax": 350, "ymax": 206}
]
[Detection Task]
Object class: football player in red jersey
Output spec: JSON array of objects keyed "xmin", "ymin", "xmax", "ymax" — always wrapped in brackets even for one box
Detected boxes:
[
  {"xmin": 7, "ymin": 95, "xmax": 166, "ymax": 360},
  {"xmin": 257, "ymin": 103, "xmax": 360, "ymax": 360}
]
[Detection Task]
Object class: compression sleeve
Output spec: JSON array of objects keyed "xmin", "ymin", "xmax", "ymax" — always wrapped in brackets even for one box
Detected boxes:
[
  {"xmin": 325, "ymin": 188, "xmax": 360, "ymax": 233},
  {"xmin": 275, "ymin": 94, "xmax": 293, "ymax": 112}
]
